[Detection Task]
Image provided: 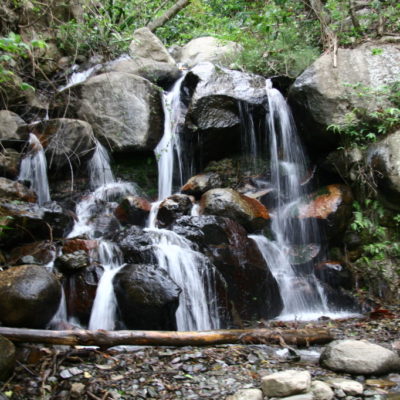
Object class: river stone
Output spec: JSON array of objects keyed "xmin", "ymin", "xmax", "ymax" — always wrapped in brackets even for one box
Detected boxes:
[
  {"xmin": 7, "ymin": 241, "xmax": 56, "ymax": 266},
  {"xmin": 129, "ymin": 27, "xmax": 175, "ymax": 65},
  {"xmin": 200, "ymin": 188, "xmax": 269, "ymax": 232},
  {"xmin": 226, "ymin": 388, "xmax": 263, "ymax": 400},
  {"xmin": 177, "ymin": 36, "xmax": 242, "ymax": 68},
  {"xmin": 0, "ymin": 265, "xmax": 61, "ymax": 328},
  {"xmin": 157, "ymin": 194, "xmax": 193, "ymax": 227},
  {"xmin": 76, "ymin": 72, "xmax": 163, "ymax": 153},
  {"xmin": 114, "ymin": 195, "xmax": 151, "ymax": 227},
  {"xmin": 311, "ymin": 380, "xmax": 334, "ymax": 400},
  {"xmin": 55, "ymin": 250, "xmax": 90, "ymax": 272},
  {"xmin": 261, "ymin": 370, "xmax": 311, "ymax": 397},
  {"xmin": 328, "ymin": 379, "xmax": 364, "ymax": 396},
  {"xmin": 0, "ymin": 110, "xmax": 25, "ymax": 144},
  {"xmin": 366, "ymin": 130, "xmax": 400, "ymax": 209},
  {"xmin": 0, "ymin": 148, "xmax": 20, "ymax": 179},
  {"xmin": 279, "ymin": 394, "xmax": 314, "ymax": 400},
  {"xmin": 320, "ymin": 340, "xmax": 400, "ymax": 375},
  {"xmin": 289, "ymin": 39, "xmax": 400, "ymax": 152},
  {"xmin": 0, "ymin": 177, "xmax": 37, "ymax": 202},
  {"xmin": 113, "ymin": 263, "xmax": 181, "ymax": 330},
  {"xmin": 181, "ymin": 173, "xmax": 222, "ymax": 199},
  {"xmin": 0, "ymin": 335, "xmax": 15, "ymax": 381},
  {"xmin": 17, "ymin": 118, "xmax": 96, "ymax": 174}
]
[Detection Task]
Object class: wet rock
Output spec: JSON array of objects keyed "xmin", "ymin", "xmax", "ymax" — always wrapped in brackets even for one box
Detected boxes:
[
  {"xmin": 129, "ymin": 27, "xmax": 175, "ymax": 65},
  {"xmin": 226, "ymin": 388, "xmax": 263, "ymax": 400},
  {"xmin": 261, "ymin": 370, "xmax": 311, "ymax": 397},
  {"xmin": 311, "ymin": 380, "xmax": 334, "ymax": 400},
  {"xmin": 176, "ymin": 37, "xmax": 242, "ymax": 68},
  {"xmin": 114, "ymin": 263, "xmax": 180, "ymax": 330},
  {"xmin": 0, "ymin": 148, "xmax": 20, "ymax": 179},
  {"xmin": 0, "ymin": 335, "xmax": 15, "ymax": 381},
  {"xmin": 289, "ymin": 184, "xmax": 353, "ymax": 243},
  {"xmin": 17, "ymin": 119, "xmax": 96, "ymax": 176},
  {"xmin": 64, "ymin": 265, "xmax": 102, "ymax": 326},
  {"xmin": 114, "ymin": 195, "xmax": 151, "ymax": 227},
  {"xmin": 157, "ymin": 194, "xmax": 193, "ymax": 227},
  {"xmin": 288, "ymin": 40, "xmax": 400, "ymax": 153},
  {"xmin": 0, "ymin": 110, "xmax": 25, "ymax": 146},
  {"xmin": 7, "ymin": 241, "xmax": 56, "ymax": 266},
  {"xmin": 314, "ymin": 261, "xmax": 353, "ymax": 290},
  {"xmin": 320, "ymin": 340, "xmax": 400, "ymax": 375},
  {"xmin": 328, "ymin": 379, "xmax": 364, "ymax": 396},
  {"xmin": 62, "ymin": 239, "xmax": 98, "ymax": 254},
  {"xmin": 0, "ymin": 265, "xmax": 61, "ymax": 328},
  {"xmin": 55, "ymin": 251, "xmax": 90, "ymax": 273},
  {"xmin": 181, "ymin": 173, "xmax": 222, "ymax": 199},
  {"xmin": 200, "ymin": 188, "xmax": 269, "ymax": 232},
  {"xmin": 172, "ymin": 215, "xmax": 283, "ymax": 324},
  {"xmin": 75, "ymin": 72, "xmax": 164, "ymax": 154},
  {"xmin": 0, "ymin": 177, "xmax": 37, "ymax": 202}
]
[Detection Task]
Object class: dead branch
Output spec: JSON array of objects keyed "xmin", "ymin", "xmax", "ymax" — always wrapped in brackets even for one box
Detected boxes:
[{"xmin": 147, "ymin": 0, "xmax": 191, "ymax": 32}]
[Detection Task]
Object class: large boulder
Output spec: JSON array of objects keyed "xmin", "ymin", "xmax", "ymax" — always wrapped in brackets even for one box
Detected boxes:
[
  {"xmin": 113, "ymin": 263, "xmax": 181, "ymax": 330},
  {"xmin": 367, "ymin": 130, "xmax": 400, "ymax": 209},
  {"xmin": 261, "ymin": 370, "xmax": 311, "ymax": 398},
  {"xmin": 176, "ymin": 37, "xmax": 242, "ymax": 68},
  {"xmin": 17, "ymin": 118, "xmax": 96, "ymax": 175},
  {"xmin": 0, "ymin": 110, "xmax": 25, "ymax": 146},
  {"xmin": 320, "ymin": 339, "xmax": 400, "ymax": 375},
  {"xmin": 156, "ymin": 194, "xmax": 193, "ymax": 227},
  {"xmin": 114, "ymin": 195, "xmax": 151, "ymax": 227},
  {"xmin": 172, "ymin": 215, "xmax": 283, "ymax": 325},
  {"xmin": 181, "ymin": 173, "xmax": 222, "ymax": 199},
  {"xmin": 0, "ymin": 265, "xmax": 61, "ymax": 328},
  {"xmin": 289, "ymin": 39, "xmax": 400, "ymax": 152},
  {"xmin": 0, "ymin": 177, "xmax": 37, "ymax": 202},
  {"xmin": 0, "ymin": 335, "xmax": 15, "ymax": 381},
  {"xmin": 200, "ymin": 188, "xmax": 269, "ymax": 232},
  {"xmin": 75, "ymin": 72, "xmax": 164, "ymax": 153}
]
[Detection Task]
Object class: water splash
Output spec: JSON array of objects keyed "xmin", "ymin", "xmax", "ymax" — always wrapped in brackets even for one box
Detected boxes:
[{"xmin": 18, "ymin": 133, "xmax": 51, "ymax": 205}]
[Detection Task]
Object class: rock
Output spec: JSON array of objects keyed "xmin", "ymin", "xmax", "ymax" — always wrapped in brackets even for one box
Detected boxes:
[
  {"xmin": 328, "ymin": 379, "xmax": 364, "ymax": 396},
  {"xmin": 0, "ymin": 335, "xmax": 15, "ymax": 381},
  {"xmin": 157, "ymin": 194, "xmax": 193, "ymax": 227},
  {"xmin": 75, "ymin": 72, "xmax": 164, "ymax": 153},
  {"xmin": 129, "ymin": 27, "xmax": 175, "ymax": 65},
  {"xmin": 366, "ymin": 130, "xmax": 400, "ymax": 209},
  {"xmin": 113, "ymin": 264, "xmax": 181, "ymax": 330},
  {"xmin": 64, "ymin": 265, "xmax": 102, "ymax": 326},
  {"xmin": 114, "ymin": 195, "xmax": 151, "ymax": 227},
  {"xmin": 0, "ymin": 177, "xmax": 37, "ymax": 202},
  {"xmin": 103, "ymin": 58, "xmax": 181, "ymax": 88},
  {"xmin": 0, "ymin": 265, "xmax": 61, "ymax": 328},
  {"xmin": 7, "ymin": 241, "xmax": 56, "ymax": 266},
  {"xmin": 0, "ymin": 110, "xmax": 25, "ymax": 145},
  {"xmin": 181, "ymin": 173, "xmax": 222, "ymax": 199},
  {"xmin": 261, "ymin": 370, "xmax": 311, "ymax": 397},
  {"xmin": 62, "ymin": 239, "xmax": 98, "ymax": 254},
  {"xmin": 311, "ymin": 380, "xmax": 334, "ymax": 400},
  {"xmin": 289, "ymin": 40, "xmax": 400, "ymax": 152},
  {"xmin": 0, "ymin": 148, "xmax": 20, "ymax": 179},
  {"xmin": 172, "ymin": 215, "xmax": 283, "ymax": 325},
  {"xmin": 200, "ymin": 188, "xmax": 269, "ymax": 232},
  {"xmin": 177, "ymin": 37, "xmax": 242, "ymax": 68},
  {"xmin": 226, "ymin": 388, "xmax": 263, "ymax": 400},
  {"xmin": 314, "ymin": 261, "xmax": 353, "ymax": 290},
  {"xmin": 70, "ymin": 382, "xmax": 86, "ymax": 398},
  {"xmin": 55, "ymin": 251, "xmax": 90, "ymax": 273},
  {"xmin": 320, "ymin": 340, "xmax": 400, "ymax": 375},
  {"xmin": 288, "ymin": 184, "xmax": 353, "ymax": 243},
  {"xmin": 17, "ymin": 119, "xmax": 96, "ymax": 175},
  {"xmin": 279, "ymin": 394, "xmax": 314, "ymax": 400}
]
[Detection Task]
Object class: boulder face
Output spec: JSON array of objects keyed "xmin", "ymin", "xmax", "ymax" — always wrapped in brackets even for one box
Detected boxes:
[
  {"xmin": 367, "ymin": 130, "xmax": 400, "ymax": 209},
  {"xmin": 18, "ymin": 118, "xmax": 96, "ymax": 175},
  {"xmin": 113, "ymin": 263, "xmax": 181, "ymax": 330},
  {"xmin": 157, "ymin": 194, "xmax": 193, "ymax": 227},
  {"xmin": 0, "ymin": 265, "xmax": 61, "ymax": 328},
  {"xmin": 320, "ymin": 339, "xmax": 400, "ymax": 375},
  {"xmin": 0, "ymin": 177, "xmax": 37, "ymax": 202},
  {"xmin": 7, "ymin": 241, "xmax": 56, "ymax": 266},
  {"xmin": 0, "ymin": 335, "xmax": 15, "ymax": 381},
  {"xmin": 176, "ymin": 36, "xmax": 242, "ymax": 68},
  {"xmin": 75, "ymin": 72, "xmax": 164, "ymax": 153},
  {"xmin": 0, "ymin": 110, "xmax": 25, "ymax": 145},
  {"xmin": 181, "ymin": 173, "xmax": 222, "ymax": 199},
  {"xmin": 289, "ymin": 40, "xmax": 400, "ymax": 152},
  {"xmin": 0, "ymin": 148, "xmax": 20, "ymax": 179},
  {"xmin": 114, "ymin": 195, "xmax": 151, "ymax": 227},
  {"xmin": 200, "ymin": 188, "xmax": 269, "ymax": 232}
]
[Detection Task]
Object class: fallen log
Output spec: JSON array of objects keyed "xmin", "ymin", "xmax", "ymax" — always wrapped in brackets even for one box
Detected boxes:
[{"xmin": 0, "ymin": 327, "xmax": 333, "ymax": 349}]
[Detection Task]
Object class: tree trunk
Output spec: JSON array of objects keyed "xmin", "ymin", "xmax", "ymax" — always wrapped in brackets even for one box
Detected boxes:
[
  {"xmin": 0, "ymin": 327, "xmax": 333, "ymax": 349},
  {"xmin": 147, "ymin": 0, "xmax": 190, "ymax": 32}
]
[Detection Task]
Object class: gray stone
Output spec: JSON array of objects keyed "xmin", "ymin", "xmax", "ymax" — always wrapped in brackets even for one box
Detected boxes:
[
  {"xmin": 181, "ymin": 173, "xmax": 222, "ymax": 199},
  {"xmin": 76, "ymin": 72, "xmax": 163, "ymax": 153},
  {"xmin": 261, "ymin": 370, "xmax": 311, "ymax": 397},
  {"xmin": 0, "ymin": 335, "xmax": 15, "ymax": 381},
  {"xmin": 320, "ymin": 339, "xmax": 400, "ymax": 375},
  {"xmin": 311, "ymin": 380, "xmax": 334, "ymax": 400},
  {"xmin": 328, "ymin": 378, "xmax": 364, "ymax": 396},
  {"xmin": 279, "ymin": 394, "xmax": 314, "ymax": 400},
  {"xmin": 226, "ymin": 388, "xmax": 263, "ymax": 400},
  {"xmin": 177, "ymin": 36, "xmax": 242, "ymax": 68},
  {"xmin": 0, "ymin": 177, "xmax": 37, "ymax": 202},
  {"xmin": 129, "ymin": 27, "xmax": 175, "ymax": 64},
  {"xmin": 0, "ymin": 110, "xmax": 25, "ymax": 142}
]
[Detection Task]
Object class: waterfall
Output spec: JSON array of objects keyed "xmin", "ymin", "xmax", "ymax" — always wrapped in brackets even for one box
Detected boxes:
[
  {"xmin": 249, "ymin": 80, "xmax": 330, "ymax": 320},
  {"xmin": 88, "ymin": 139, "xmax": 115, "ymax": 189},
  {"xmin": 18, "ymin": 133, "xmax": 51, "ymax": 206}
]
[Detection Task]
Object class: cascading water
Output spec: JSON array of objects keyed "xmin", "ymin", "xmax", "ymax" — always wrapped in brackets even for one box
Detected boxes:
[
  {"xmin": 250, "ymin": 80, "xmax": 330, "ymax": 320},
  {"xmin": 18, "ymin": 133, "xmax": 51, "ymax": 205}
]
